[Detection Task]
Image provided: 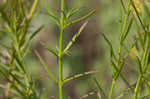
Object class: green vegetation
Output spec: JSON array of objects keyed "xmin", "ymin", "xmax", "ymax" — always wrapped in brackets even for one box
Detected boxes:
[{"xmin": 0, "ymin": 0, "xmax": 150, "ymax": 99}]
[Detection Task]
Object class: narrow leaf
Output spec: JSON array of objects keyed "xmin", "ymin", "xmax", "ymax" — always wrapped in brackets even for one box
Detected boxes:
[
  {"xmin": 34, "ymin": 50, "xmax": 58, "ymax": 84},
  {"xmin": 93, "ymin": 78, "xmax": 107, "ymax": 99},
  {"xmin": 130, "ymin": 0, "xmax": 147, "ymax": 33},
  {"xmin": 0, "ymin": 62, "xmax": 9, "ymax": 70},
  {"xmin": 65, "ymin": 9, "xmax": 96, "ymax": 28},
  {"xmin": 0, "ymin": 69, "xmax": 9, "ymax": 81},
  {"xmin": 9, "ymin": 72, "xmax": 26, "ymax": 89},
  {"xmin": 41, "ymin": 42, "xmax": 58, "ymax": 57},
  {"xmin": 102, "ymin": 33, "xmax": 134, "ymax": 92},
  {"xmin": 29, "ymin": 25, "xmax": 44, "ymax": 41},
  {"xmin": 23, "ymin": 39, "xmax": 32, "ymax": 58},
  {"xmin": 66, "ymin": 8, "xmax": 79, "ymax": 19},
  {"xmin": 11, "ymin": 85, "xmax": 27, "ymax": 98},
  {"xmin": 101, "ymin": 33, "xmax": 117, "ymax": 60},
  {"xmin": 64, "ymin": 21, "xmax": 88, "ymax": 54},
  {"xmin": 120, "ymin": 0, "xmax": 127, "ymax": 13},
  {"xmin": 22, "ymin": 25, "xmax": 44, "ymax": 57},
  {"xmin": 136, "ymin": 55, "xmax": 143, "ymax": 74},
  {"xmin": 14, "ymin": 55, "xmax": 26, "ymax": 73},
  {"xmin": 64, "ymin": 70, "xmax": 99, "ymax": 84},
  {"xmin": 121, "ymin": 17, "xmax": 133, "ymax": 42},
  {"xmin": 141, "ymin": 1, "xmax": 150, "ymax": 26},
  {"xmin": 44, "ymin": 0, "xmax": 60, "ymax": 25},
  {"xmin": 47, "ymin": 10, "xmax": 60, "ymax": 25},
  {"xmin": 80, "ymin": 91, "xmax": 97, "ymax": 99},
  {"xmin": 111, "ymin": 59, "xmax": 134, "ymax": 92}
]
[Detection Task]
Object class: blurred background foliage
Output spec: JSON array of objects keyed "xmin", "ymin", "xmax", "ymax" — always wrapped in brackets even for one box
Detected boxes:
[{"xmin": 0, "ymin": 0, "xmax": 149, "ymax": 99}]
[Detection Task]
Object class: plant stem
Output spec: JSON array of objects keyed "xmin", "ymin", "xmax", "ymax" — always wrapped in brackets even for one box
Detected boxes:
[
  {"xmin": 58, "ymin": 0, "xmax": 65, "ymax": 99},
  {"xmin": 133, "ymin": 75, "xmax": 142, "ymax": 99},
  {"xmin": 109, "ymin": 80, "xmax": 116, "ymax": 99},
  {"xmin": 26, "ymin": 0, "xmax": 40, "ymax": 23},
  {"xmin": 108, "ymin": 1, "xmax": 131, "ymax": 98},
  {"xmin": 58, "ymin": 27, "xmax": 64, "ymax": 99},
  {"xmin": 133, "ymin": 35, "xmax": 150, "ymax": 99}
]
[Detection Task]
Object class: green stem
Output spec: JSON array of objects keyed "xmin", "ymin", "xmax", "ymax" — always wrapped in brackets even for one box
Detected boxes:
[
  {"xmin": 133, "ymin": 75, "xmax": 142, "ymax": 99},
  {"xmin": 133, "ymin": 35, "xmax": 150, "ymax": 99},
  {"xmin": 58, "ymin": 0, "xmax": 65, "ymax": 99},
  {"xmin": 109, "ymin": 80, "xmax": 116, "ymax": 99},
  {"xmin": 58, "ymin": 27, "xmax": 64, "ymax": 99},
  {"xmin": 108, "ymin": 1, "xmax": 132, "ymax": 99},
  {"xmin": 26, "ymin": 0, "xmax": 40, "ymax": 22}
]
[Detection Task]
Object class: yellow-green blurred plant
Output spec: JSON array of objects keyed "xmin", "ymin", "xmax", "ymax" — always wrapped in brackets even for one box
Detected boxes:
[{"xmin": 0, "ymin": 0, "xmax": 41, "ymax": 99}]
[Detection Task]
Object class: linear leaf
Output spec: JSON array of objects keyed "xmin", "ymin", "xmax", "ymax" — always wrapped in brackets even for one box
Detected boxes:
[
  {"xmin": 23, "ymin": 39, "xmax": 32, "ymax": 58},
  {"xmin": 0, "ymin": 69, "xmax": 9, "ymax": 81},
  {"xmin": 29, "ymin": 25, "xmax": 44, "ymax": 41},
  {"xmin": 64, "ymin": 21, "xmax": 88, "ymax": 54},
  {"xmin": 34, "ymin": 50, "xmax": 58, "ymax": 84},
  {"xmin": 47, "ymin": 11, "xmax": 60, "ymax": 25},
  {"xmin": 9, "ymin": 72, "xmax": 26, "ymax": 89},
  {"xmin": 64, "ymin": 70, "xmax": 99, "ymax": 84},
  {"xmin": 11, "ymin": 84, "xmax": 27, "ymax": 98},
  {"xmin": 14, "ymin": 55, "xmax": 26, "ymax": 73},
  {"xmin": 41, "ymin": 42, "xmax": 58, "ymax": 57},
  {"xmin": 44, "ymin": 0, "xmax": 60, "ymax": 25},
  {"xmin": 0, "ymin": 62, "xmax": 9, "ymax": 70},
  {"xmin": 101, "ymin": 33, "xmax": 117, "ymax": 60},
  {"xmin": 102, "ymin": 33, "xmax": 134, "ymax": 92},
  {"xmin": 65, "ymin": 9, "xmax": 96, "ymax": 28},
  {"xmin": 120, "ymin": 0, "xmax": 126, "ymax": 13},
  {"xmin": 80, "ymin": 91, "xmax": 97, "ymax": 99},
  {"xmin": 66, "ymin": 8, "xmax": 79, "ymax": 19},
  {"xmin": 93, "ymin": 78, "xmax": 107, "ymax": 99},
  {"xmin": 130, "ymin": 0, "xmax": 147, "ymax": 33},
  {"xmin": 121, "ymin": 17, "xmax": 133, "ymax": 42},
  {"xmin": 22, "ymin": 26, "xmax": 44, "ymax": 57}
]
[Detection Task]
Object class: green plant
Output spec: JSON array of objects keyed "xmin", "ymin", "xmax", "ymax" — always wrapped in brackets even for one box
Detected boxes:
[
  {"xmin": 0, "ymin": 0, "xmax": 40, "ymax": 98},
  {"xmin": 96, "ymin": 0, "xmax": 150, "ymax": 99},
  {"xmin": 35, "ymin": 0, "xmax": 97, "ymax": 99},
  {"xmin": 0, "ymin": 0, "xmax": 150, "ymax": 99}
]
